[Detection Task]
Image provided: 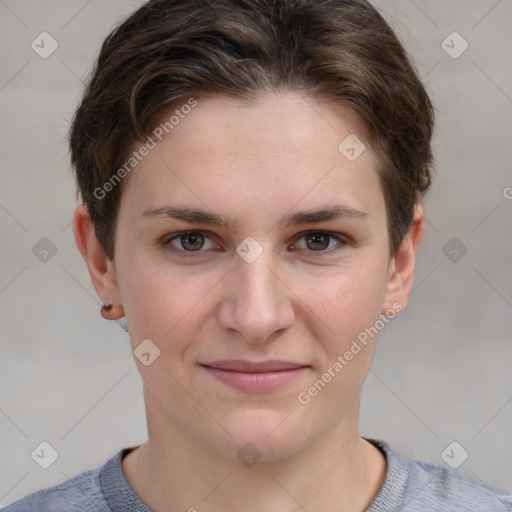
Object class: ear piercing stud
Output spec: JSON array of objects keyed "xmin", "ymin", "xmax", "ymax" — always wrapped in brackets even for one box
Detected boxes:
[{"xmin": 100, "ymin": 302, "xmax": 128, "ymax": 332}]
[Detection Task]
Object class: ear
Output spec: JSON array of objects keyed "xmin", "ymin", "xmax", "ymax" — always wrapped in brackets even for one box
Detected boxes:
[
  {"xmin": 381, "ymin": 202, "xmax": 424, "ymax": 314},
  {"xmin": 72, "ymin": 204, "xmax": 124, "ymax": 320}
]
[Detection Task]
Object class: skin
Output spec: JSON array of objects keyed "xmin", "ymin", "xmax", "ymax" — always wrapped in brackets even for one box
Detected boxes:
[{"xmin": 73, "ymin": 91, "xmax": 424, "ymax": 512}]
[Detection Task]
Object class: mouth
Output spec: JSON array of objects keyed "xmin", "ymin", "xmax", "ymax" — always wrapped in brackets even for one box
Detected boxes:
[{"xmin": 200, "ymin": 359, "xmax": 310, "ymax": 392}]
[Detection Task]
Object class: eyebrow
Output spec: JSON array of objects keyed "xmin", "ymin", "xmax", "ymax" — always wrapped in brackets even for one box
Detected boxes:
[{"xmin": 141, "ymin": 204, "xmax": 369, "ymax": 231}]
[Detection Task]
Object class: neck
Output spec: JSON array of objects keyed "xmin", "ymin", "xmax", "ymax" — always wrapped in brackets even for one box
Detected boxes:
[{"xmin": 122, "ymin": 402, "xmax": 387, "ymax": 512}]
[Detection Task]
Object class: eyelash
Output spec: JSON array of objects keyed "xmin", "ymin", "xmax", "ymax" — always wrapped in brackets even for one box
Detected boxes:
[{"xmin": 162, "ymin": 230, "xmax": 348, "ymax": 258}]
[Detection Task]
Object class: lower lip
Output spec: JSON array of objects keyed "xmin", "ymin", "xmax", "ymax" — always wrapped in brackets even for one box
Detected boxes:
[{"xmin": 201, "ymin": 365, "xmax": 308, "ymax": 392}]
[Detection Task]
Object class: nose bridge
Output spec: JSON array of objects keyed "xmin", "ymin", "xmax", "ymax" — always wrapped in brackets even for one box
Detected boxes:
[
  {"xmin": 238, "ymin": 250, "xmax": 278, "ymax": 304},
  {"xmin": 220, "ymin": 242, "xmax": 293, "ymax": 343}
]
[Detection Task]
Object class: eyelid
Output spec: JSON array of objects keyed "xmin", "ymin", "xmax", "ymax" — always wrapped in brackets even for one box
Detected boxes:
[{"xmin": 162, "ymin": 229, "xmax": 348, "ymax": 257}]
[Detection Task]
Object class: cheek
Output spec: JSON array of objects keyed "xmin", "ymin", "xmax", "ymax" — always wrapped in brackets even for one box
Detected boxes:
[
  {"xmin": 117, "ymin": 241, "xmax": 389, "ymax": 365},
  {"xmin": 118, "ymin": 254, "xmax": 221, "ymax": 351},
  {"xmin": 295, "ymin": 267, "xmax": 388, "ymax": 410},
  {"xmin": 303, "ymin": 263, "xmax": 388, "ymax": 346}
]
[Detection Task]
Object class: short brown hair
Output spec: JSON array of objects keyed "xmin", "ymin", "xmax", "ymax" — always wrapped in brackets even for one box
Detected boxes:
[{"xmin": 69, "ymin": 0, "xmax": 434, "ymax": 260}]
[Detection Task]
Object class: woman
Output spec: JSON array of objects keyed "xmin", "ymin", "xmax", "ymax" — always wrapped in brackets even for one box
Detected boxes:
[{"xmin": 5, "ymin": 0, "xmax": 511, "ymax": 510}]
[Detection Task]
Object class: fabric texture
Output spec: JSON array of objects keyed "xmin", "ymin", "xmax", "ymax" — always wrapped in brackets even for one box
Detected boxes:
[{"xmin": 3, "ymin": 438, "xmax": 512, "ymax": 511}]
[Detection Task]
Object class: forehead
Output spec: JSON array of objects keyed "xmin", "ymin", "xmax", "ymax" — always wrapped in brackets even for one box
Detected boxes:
[
  {"xmin": 148, "ymin": 92, "xmax": 372, "ymax": 163},
  {"xmin": 119, "ymin": 91, "xmax": 385, "ymax": 226}
]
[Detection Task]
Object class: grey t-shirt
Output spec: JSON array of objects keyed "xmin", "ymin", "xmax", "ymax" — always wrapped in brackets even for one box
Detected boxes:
[{"xmin": 3, "ymin": 438, "xmax": 512, "ymax": 511}]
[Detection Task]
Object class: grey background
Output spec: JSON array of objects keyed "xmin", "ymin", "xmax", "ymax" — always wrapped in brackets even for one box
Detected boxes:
[{"xmin": 1, "ymin": 0, "xmax": 511, "ymax": 506}]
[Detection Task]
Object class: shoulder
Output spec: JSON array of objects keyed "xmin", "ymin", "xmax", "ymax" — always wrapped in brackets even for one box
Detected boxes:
[
  {"xmin": 405, "ymin": 458, "xmax": 512, "ymax": 511},
  {"xmin": 1, "ymin": 460, "xmax": 110, "ymax": 512},
  {"xmin": 389, "ymin": 443, "xmax": 512, "ymax": 511}
]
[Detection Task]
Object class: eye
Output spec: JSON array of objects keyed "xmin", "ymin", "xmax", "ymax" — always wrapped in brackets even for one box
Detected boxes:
[
  {"xmin": 164, "ymin": 231, "xmax": 217, "ymax": 256},
  {"xmin": 163, "ymin": 229, "xmax": 347, "ymax": 258},
  {"xmin": 292, "ymin": 231, "xmax": 347, "ymax": 255}
]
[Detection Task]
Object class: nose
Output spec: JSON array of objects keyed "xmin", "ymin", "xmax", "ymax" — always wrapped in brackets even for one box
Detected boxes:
[{"xmin": 217, "ymin": 246, "xmax": 295, "ymax": 344}]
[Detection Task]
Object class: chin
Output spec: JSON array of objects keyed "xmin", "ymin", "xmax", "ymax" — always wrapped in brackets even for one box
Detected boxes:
[{"xmin": 208, "ymin": 410, "xmax": 309, "ymax": 464}]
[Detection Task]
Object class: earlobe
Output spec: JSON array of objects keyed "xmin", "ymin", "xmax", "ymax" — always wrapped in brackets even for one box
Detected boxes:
[
  {"xmin": 381, "ymin": 202, "xmax": 425, "ymax": 315},
  {"xmin": 72, "ymin": 204, "xmax": 124, "ymax": 320}
]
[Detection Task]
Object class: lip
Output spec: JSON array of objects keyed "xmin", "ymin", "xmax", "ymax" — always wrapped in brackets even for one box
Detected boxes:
[
  {"xmin": 200, "ymin": 359, "xmax": 310, "ymax": 392},
  {"xmin": 202, "ymin": 359, "xmax": 307, "ymax": 372}
]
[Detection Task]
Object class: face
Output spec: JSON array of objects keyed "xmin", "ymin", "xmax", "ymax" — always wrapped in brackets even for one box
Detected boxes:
[{"xmin": 92, "ymin": 91, "xmax": 415, "ymax": 461}]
